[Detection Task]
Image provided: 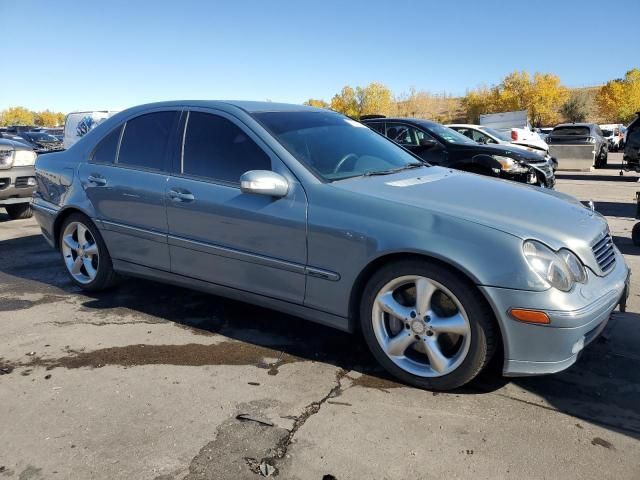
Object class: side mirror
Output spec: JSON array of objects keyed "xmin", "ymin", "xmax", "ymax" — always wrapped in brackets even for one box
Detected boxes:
[
  {"xmin": 240, "ymin": 170, "xmax": 289, "ymax": 198},
  {"xmin": 419, "ymin": 138, "xmax": 437, "ymax": 149}
]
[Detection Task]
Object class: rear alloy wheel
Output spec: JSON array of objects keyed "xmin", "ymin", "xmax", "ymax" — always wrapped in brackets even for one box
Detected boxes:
[
  {"xmin": 59, "ymin": 213, "xmax": 119, "ymax": 291},
  {"xmin": 360, "ymin": 260, "xmax": 497, "ymax": 390},
  {"xmin": 5, "ymin": 203, "xmax": 33, "ymax": 220}
]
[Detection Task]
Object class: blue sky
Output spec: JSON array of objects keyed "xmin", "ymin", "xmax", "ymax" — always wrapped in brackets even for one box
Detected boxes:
[{"xmin": 1, "ymin": 0, "xmax": 638, "ymax": 112}]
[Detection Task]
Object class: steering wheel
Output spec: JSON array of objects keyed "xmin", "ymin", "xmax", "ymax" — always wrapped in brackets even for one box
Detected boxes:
[{"xmin": 333, "ymin": 153, "xmax": 359, "ymax": 174}]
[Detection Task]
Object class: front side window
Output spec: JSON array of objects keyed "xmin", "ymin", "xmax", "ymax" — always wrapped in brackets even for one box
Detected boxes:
[
  {"xmin": 182, "ymin": 112, "xmax": 271, "ymax": 183},
  {"xmin": 92, "ymin": 126, "xmax": 122, "ymax": 164},
  {"xmin": 385, "ymin": 123, "xmax": 421, "ymax": 147},
  {"xmin": 254, "ymin": 111, "xmax": 425, "ymax": 181},
  {"xmin": 422, "ymin": 123, "xmax": 477, "ymax": 145},
  {"xmin": 117, "ymin": 111, "xmax": 178, "ymax": 170}
]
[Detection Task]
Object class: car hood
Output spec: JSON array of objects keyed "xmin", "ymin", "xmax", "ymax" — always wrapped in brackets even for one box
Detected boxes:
[
  {"xmin": 474, "ymin": 143, "xmax": 546, "ymax": 162},
  {"xmin": 334, "ymin": 166, "xmax": 607, "ymax": 263}
]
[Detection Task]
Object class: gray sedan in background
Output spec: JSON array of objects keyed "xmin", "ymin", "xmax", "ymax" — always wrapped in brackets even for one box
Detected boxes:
[{"xmin": 31, "ymin": 101, "xmax": 629, "ymax": 390}]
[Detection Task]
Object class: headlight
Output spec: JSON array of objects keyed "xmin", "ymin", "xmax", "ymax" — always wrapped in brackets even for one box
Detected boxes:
[
  {"xmin": 492, "ymin": 155, "xmax": 528, "ymax": 173},
  {"xmin": 12, "ymin": 150, "xmax": 37, "ymax": 167},
  {"xmin": 0, "ymin": 149, "xmax": 14, "ymax": 169},
  {"xmin": 559, "ymin": 249, "xmax": 587, "ymax": 283},
  {"xmin": 523, "ymin": 240, "xmax": 586, "ymax": 292}
]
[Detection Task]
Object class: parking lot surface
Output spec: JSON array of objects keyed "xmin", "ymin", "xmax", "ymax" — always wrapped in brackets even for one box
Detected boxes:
[{"xmin": 1, "ymin": 155, "xmax": 639, "ymax": 480}]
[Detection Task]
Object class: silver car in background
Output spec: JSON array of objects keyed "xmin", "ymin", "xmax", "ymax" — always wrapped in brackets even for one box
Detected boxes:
[{"xmin": 32, "ymin": 101, "xmax": 630, "ymax": 390}]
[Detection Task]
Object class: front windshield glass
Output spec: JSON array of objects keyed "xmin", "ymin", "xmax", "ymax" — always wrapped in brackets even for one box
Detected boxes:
[
  {"xmin": 479, "ymin": 126, "xmax": 511, "ymax": 142},
  {"xmin": 254, "ymin": 111, "xmax": 425, "ymax": 181},
  {"xmin": 601, "ymin": 129, "xmax": 613, "ymax": 136},
  {"xmin": 26, "ymin": 133, "xmax": 58, "ymax": 141},
  {"xmin": 423, "ymin": 123, "xmax": 477, "ymax": 145}
]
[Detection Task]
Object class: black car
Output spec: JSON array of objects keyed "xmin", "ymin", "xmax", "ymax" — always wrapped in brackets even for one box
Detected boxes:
[
  {"xmin": 361, "ymin": 117, "xmax": 555, "ymax": 188},
  {"xmin": 623, "ymin": 113, "xmax": 640, "ymax": 173},
  {"xmin": 14, "ymin": 131, "xmax": 64, "ymax": 154}
]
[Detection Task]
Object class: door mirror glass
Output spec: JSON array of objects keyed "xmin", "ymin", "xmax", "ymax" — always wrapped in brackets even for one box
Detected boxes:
[
  {"xmin": 419, "ymin": 138, "xmax": 437, "ymax": 149},
  {"xmin": 240, "ymin": 170, "xmax": 289, "ymax": 198}
]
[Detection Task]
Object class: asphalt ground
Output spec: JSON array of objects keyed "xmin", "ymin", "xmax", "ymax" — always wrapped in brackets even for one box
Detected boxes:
[{"xmin": 0, "ymin": 153, "xmax": 639, "ymax": 479}]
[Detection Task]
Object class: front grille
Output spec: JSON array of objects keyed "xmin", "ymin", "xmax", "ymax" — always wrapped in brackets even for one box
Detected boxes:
[
  {"xmin": 592, "ymin": 233, "xmax": 616, "ymax": 273},
  {"xmin": 0, "ymin": 178, "xmax": 9, "ymax": 190},
  {"xmin": 14, "ymin": 177, "xmax": 32, "ymax": 188}
]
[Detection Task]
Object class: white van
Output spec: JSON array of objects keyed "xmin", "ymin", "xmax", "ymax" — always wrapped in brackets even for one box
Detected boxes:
[{"xmin": 63, "ymin": 111, "xmax": 119, "ymax": 149}]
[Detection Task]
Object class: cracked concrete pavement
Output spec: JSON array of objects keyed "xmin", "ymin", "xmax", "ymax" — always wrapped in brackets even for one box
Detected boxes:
[{"xmin": 0, "ymin": 156, "xmax": 639, "ymax": 479}]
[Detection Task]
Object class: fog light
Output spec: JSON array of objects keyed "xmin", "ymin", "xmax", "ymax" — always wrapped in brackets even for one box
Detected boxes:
[
  {"xmin": 27, "ymin": 177, "xmax": 36, "ymax": 186},
  {"xmin": 571, "ymin": 337, "xmax": 585, "ymax": 354}
]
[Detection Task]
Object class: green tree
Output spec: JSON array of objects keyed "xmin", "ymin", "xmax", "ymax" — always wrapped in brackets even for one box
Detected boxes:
[
  {"xmin": 0, "ymin": 106, "xmax": 35, "ymax": 126},
  {"xmin": 560, "ymin": 91, "xmax": 592, "ymax": 122}
]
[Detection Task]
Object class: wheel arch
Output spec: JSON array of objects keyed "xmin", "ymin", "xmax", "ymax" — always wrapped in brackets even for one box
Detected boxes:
[
  {"xmin": 52, "ymin": 206, "xmax": 96, "ymax": 248},
  {"xmin": 348, "ymin": 251, "xmax": 505, "ymax": 362}
]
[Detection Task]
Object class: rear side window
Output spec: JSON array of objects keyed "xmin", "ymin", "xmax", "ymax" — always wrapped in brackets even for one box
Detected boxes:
[
  {"xmin": 182, "ymin": 112, "xmax": 271, "ymax": 183},
  {"xmin": 118, "ymin": 111, "xmax": 178, "ymax": 170},
  {"xmin": 367, "ymin": 122, "xmax": 385, "ymax": 134},
  {"xmin": 552, "ymin": 126, "xmax": 591, "ymax": 136},
  {"xmin": 91, "ymin": 126, "xmax": 122, "ymax": 164}
]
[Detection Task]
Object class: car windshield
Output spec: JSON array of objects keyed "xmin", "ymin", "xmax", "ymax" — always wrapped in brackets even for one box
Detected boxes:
[
  {"xmin": 25, "ymin": 132, "xmax": 58, "ymax": 141},
  {"xmin": 422, "ymin": 123, "xmax": 477, "ymax": 145},
  {"xmin": 601, "ymin": 129, "xmax": 613, "ymax": 136},
  {"xmin": 552, "ymin": 126, "xmax": 591, "ymax": 136},
  {"xmin": 479, "ymin": 126, "xmax": 511, "ymax": 142},
  {"xmin": 254, "ymin": 111, "xmax": 426, "ymax": 181}
]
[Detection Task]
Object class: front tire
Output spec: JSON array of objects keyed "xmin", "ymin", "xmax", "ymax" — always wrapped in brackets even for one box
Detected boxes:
[
  {"xmin": 5, "ymin": 203, "xmax": 33, "ymax": 220},
  {"xmin": 633, "ymin": 223, "xmax": 640, "ymax": 247},
  {"xmin": 59, "ymin": 213, "xmax": 119, "ymax": 291},
  {"xmin": 359, "ymin": 260, "xmax": 498, "ymax": 390}
]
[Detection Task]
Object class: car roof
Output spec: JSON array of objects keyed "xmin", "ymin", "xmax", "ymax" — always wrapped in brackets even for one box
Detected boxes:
[
  {"xmin": 119, "ymin": 100, "xmax": 323, "ymax": 115},
  {"xmin": 553, "ymin": 123, "xmax": 595, "ymax": 128},
  {"xmin": 362, "ymin": 117, "xmax": 442, "ymax": 128},
  {"xmin": 446, "ymin": 124, "xmax": 483, "ymax": 128}
]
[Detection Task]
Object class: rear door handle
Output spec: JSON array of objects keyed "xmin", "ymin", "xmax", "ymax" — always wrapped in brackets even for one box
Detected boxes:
[
  {"xmin": 87, "ymin": 174, "xmax": 107, "ymax": 186},
  {"xmin": 168, "ymin": 188, "xmax": 195, "ymax": 202}
]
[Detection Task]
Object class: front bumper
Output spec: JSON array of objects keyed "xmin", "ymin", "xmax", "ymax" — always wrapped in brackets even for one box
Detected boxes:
[
  {"xmin": 480, "ymin": 248, "xmax": 629, "ymax": 376},
  {"xmin": 0, "ymin": 166, "xmax": 36, "ymax": 204}
]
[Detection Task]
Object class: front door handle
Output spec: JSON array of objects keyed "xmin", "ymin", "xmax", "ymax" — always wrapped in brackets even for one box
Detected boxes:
[
  {"xmin": 168, "ymin": 189, "xmax": 195, "ymax": 202},
  {"xmin": 87, "ymin": 174, "xmax": 107, "ymax": 186}
]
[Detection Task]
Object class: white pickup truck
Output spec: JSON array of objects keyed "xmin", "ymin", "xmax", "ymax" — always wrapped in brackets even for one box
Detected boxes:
[{"xmin": 479, "ymin": 110, "xmax": 549, "ymax": 153}]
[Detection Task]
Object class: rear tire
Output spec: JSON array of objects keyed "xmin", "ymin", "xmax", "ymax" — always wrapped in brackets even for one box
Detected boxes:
[
  {"xmin": 5, "ymin": 203, "xmax": 33, "ymax": 220},
  {"xmin": 59, "ymin": 213, "xmax": 120, "ymax": 291},
  {"xmin": 633, "ymin": 223, "xmax": 640, "ymax": 247},
  {"xmin": 359, "ymin": 259, "xmax": 498, "ymax": 390}
]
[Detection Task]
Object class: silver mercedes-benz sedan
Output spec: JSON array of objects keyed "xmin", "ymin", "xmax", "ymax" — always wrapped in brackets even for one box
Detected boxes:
[{"xmin": 32, "ymin": 101, "xmax": 630, "ymax": 390}]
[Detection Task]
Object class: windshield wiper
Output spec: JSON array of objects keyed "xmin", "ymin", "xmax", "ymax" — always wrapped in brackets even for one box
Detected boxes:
[{"xmin": 362, "ymin": 162, "xmax": 424, "ymax": 177}]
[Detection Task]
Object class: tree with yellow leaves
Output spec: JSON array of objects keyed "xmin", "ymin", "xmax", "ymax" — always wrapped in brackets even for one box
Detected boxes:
[
  {"xmin": 597, "ymin": 68, "xmax": 640, "ymax": 124},
  {"xmin": 462, "ymin": 71, "xmax": 567, "ymax": 126},
  {"xmin": 34, "ymin": 110, "xmax": 61, "ymax": 127},
  {"xmin": 303, "ymin": 99, "xmax": 329, "ymax": 109},
  {"xmin": 0, "ymin": 106, "xmax": 35, "ymax": 126}
]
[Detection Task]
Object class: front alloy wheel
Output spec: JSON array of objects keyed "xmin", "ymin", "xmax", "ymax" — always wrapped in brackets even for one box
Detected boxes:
[
  {"xmin": 372, "ymin": 275, "xmax": 471, "ymax": 377},
  {"xmin": 360, "ymin": 260, "xmax": 497, "ymax": 390}
]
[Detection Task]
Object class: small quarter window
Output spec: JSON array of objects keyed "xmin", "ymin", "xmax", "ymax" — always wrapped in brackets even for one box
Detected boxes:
[
  {"xmin": 91, "ymin": 126, "xmax": 122, "ymax": 164},
  {"xmin": 118, "ymin": 111, "xmax": 178, "ymax": 170}
]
